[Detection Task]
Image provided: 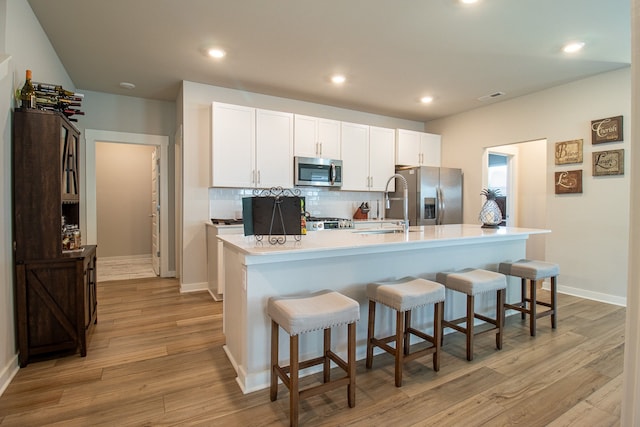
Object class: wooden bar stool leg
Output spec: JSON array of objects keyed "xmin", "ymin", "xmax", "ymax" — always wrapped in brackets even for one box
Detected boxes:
[
  {"xmin": 466, "ymin": 295, "xmax": 474, "ymax": 361},
  {"xmin": 496, "ymin": 289, "xmax": 504, "ymax": 350},
  {"xmin": 529, "ymin": 279, "xmax": 537, "ymax": 336},
  {"xmin": 347, "ymin": 322, "xmax": 356, "ymax": 407},
  {"xmin": 433, "ymin": 301, "xmax": 442, "ymax": 371},
  {"xmin": 366, "ymin": 300, "xmax": 376, "ymax": 369},
  {"xmin": 290, "ymin": 334, "xmax": 299, "ymax": 427},
  {"xmin": 551, "ymin": 276, "xmax": 557, "ymax": 329},
  {"xmin": 270, "ymin": 320, "xmax": 279, "ymax": 401},
  {"xmin": 395, "ymin": 309, "xmax": 404, "ymax": 387},
  {"xmin": 520, "ymin": 277, "xmax": 527, "ymax": 319},
  {"xmin": 404, "ymin": 311, "xmax": 411, "ymax": 356},
  {"xmin": 323, "ymin": 328, "xmax": 331, "ymax": 383}
]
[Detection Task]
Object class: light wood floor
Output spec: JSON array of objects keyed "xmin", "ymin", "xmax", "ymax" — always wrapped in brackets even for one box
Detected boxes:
[{"xmin": 0, "ymin": 277, "xmax": 624, "ymax": 426}]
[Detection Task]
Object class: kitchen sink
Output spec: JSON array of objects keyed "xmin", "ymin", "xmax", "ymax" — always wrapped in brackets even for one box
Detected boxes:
[{"xmin": 352, "ymin": 228, "xmax": 404, "ymax": 235}]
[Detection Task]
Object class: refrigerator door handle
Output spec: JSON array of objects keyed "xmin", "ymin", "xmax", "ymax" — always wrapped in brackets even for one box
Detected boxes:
[{"xmin": 437, "ymin": 187, "xmax": 444, "ymax": 225}]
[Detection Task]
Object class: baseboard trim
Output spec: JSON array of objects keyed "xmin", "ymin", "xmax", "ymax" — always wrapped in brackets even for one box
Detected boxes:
[
  {"xmin": 543, "ymin": 282, "xmax": 626, "ymax": 307},
  {"xmin": 99, "ymin": 254, "xmax": 152, "ymax": 261},
  {"xmin": 180, "ymin": 281, "xmax": 208, "ymax": 293},
  {"xmin": 0, "ymin": 354, "xmax": 19, "ymax": 397}
]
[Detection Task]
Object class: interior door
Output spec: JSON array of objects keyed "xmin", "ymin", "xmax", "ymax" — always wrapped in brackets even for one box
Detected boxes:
[{"xmin": 151, "ymin": 148, "xmax": 160, "ymax": 276}]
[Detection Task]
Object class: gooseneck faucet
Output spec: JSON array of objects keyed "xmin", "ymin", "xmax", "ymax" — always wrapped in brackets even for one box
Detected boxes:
[{"xmin": 384, "ymin": 174, "xmax": 409, "ymax": 232}]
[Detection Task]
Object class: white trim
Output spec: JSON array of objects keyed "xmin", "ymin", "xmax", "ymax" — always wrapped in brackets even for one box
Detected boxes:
[
  {"xmin": 84, "ymin": 130, "xmax": 171, "ymax": 278},
  {"xmin": 0, "ymin": 355, "xmax": 19, "ymax": 397},
  {"xmin": 179, "ymin": 281, "xmax": 208, "ymax": 293},
  {"xmin": 543, "ymin": 283, "xmax": 627, "ymax": 307},
  {"xmin": 98, "ymin": 254, "xmax": 152, "ymax": 261}
]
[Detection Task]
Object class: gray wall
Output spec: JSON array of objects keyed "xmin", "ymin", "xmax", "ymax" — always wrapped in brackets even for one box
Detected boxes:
[{"xmin": 80, "ymin": 90, "xmax": 176, "ymax": 269}]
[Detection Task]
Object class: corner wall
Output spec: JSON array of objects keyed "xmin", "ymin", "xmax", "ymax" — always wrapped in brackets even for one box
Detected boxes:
[{"xmin": 428, "ymin": 67, "xmax": 631, "ymax": 304}]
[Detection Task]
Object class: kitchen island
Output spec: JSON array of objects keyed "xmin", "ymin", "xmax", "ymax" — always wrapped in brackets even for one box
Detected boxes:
[{"xmin": 218, "ymin": 223, "xmax": 549, "ymax": 393}]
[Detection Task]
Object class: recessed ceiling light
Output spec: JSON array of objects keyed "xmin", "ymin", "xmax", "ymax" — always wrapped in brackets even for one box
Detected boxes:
[
  {"xmin": 459, "ymin": 0, "xmax": 479, "ymax": 4},
  {"xmin": 331, "ymin": 74, "xmax": 346, "ymax": 84},
  {"xmin": 420, "ymin": 96, "xmax": 434, "ymax": 104},
  {"xmin": 119, "ymin": 82, "xmax": 135, "ymax": 90},
  {"xmin": 207, "ymin": 48, "xmax": 226, "ymax": 59},
  {"xmin": 562, "ymin": 41, "xmax": 585, "ymax": 53}
]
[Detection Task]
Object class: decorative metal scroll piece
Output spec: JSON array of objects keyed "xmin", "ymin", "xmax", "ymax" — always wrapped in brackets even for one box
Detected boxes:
[{"xmin": 253, "ymin": 187, "xmax": 302, "ymax": 245}]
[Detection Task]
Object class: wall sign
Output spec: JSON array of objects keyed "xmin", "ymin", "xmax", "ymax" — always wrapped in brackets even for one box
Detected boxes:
[
  {"xmin": 554, "ymin": 170, "xmax": 582, "ymax": 194},
  {"xmin": 592, "ymin": 149, "xmax": 624, "ymax": 176},
  {"xmin": 591, "ymin": 116, "xmax": 623, "ymax": 144},
  {"xmin": 554, "ymin": 139, "xmax": 583, "ymax": 165}
]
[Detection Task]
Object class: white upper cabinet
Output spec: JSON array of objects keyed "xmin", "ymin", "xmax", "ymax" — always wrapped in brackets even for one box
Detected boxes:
[
  {"xmin": 341, "ymin": 123, "xmax": 395, "ymax": 192},
  {"xmin": 395, "ymin": 129, "xmax": 441, "ymax": 167},
  {"xmin": 256, "ymin": 109, "xmax": 294, "ymax": 188},
  {"xmin": 294, "ymin": 114, "xmax": 341, "ymax": 159},
  {"xmin": 211, "ymin": 102, "xmax": 255, "ymax": 188},
  {"xmin": 368, "ymin": 126, "xmax": 396, "ymax": 191},
  {"xmin": 210, "ymin": 102, "xmax": 293, "ymax": 188}
]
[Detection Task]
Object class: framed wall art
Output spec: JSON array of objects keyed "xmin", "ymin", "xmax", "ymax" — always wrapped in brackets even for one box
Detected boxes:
[
  {"xmin": 591, "ymin": 115, "xmax": 623, "ymax": 144},
  {"xmin": 592, "ymin": 149, "xmax": 624, "ymax": 176},
  {"xmin": 554, "ymin": 139, "xmax": 583, "ymax": 165},
  {"xmin": 554, "ymin": 170, "xmax": 582, "ymax": 194}
]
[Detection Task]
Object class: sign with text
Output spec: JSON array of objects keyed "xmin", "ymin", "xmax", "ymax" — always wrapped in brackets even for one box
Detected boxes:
[
  {"xmin": 555, "ymin": 139, "xmax": 583, "ymax": 165},
  {"xmin": 591, "ymin": 116, "xmax": 623, "ymax": 144},
  {"xmin": 554, "ymin": 170, "xmax": 582, "ymax": 194},
  {"xmin": 593, "ymin": 149, "xmax": 624, "ymax": 176}
]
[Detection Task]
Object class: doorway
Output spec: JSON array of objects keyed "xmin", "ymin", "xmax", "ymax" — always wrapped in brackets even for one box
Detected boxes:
[
  {"xmin": 482, "ymin": 139, "xmax": 547, "ymax": 260},
  {"xmin": 85, "ymin": 130, "xmax": 170, "ymax": 277}
]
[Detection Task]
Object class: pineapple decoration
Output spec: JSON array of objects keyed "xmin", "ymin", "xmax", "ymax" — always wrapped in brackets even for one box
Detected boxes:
[{"xmin": 479, "ymin": 188, "xmax": 503, "ymax": 228}]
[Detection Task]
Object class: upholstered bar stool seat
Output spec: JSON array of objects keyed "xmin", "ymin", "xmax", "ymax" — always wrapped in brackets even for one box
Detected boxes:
[
  {"xmin": 268, "ymin": 290, "xmax": 360, "ymax": 427},
  {"xmin": 436, "ymin": 268, "xmax": 506, "ymax": 361},
  {"xmin": 499, "ymin": 259, "xmax": 559, "ymax": 336},
  {"xmin": 366, "ymin": 277, "xmax": 445, "ymax": 387}
]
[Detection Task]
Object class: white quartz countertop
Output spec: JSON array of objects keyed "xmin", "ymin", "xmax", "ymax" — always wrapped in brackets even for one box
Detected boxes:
[{"xmin": 217, "ymin": 223, "xmax": 550, "ymax": 264}]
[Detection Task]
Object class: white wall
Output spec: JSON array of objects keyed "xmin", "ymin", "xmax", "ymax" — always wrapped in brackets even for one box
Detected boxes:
[
  {"xmin": 96, "ymin": 143, "xmax": 155, "ymax": 258},
  {"xmin": 0, "ymin": 0, "xmax": 78, "ymax": 393},
  {"xmin": 179, "ymin": 80, "xmax": 426, "ymax": 290},
  {"xmin": 428, "ymin": 67, "xmax": 631, "ymax": 304}
]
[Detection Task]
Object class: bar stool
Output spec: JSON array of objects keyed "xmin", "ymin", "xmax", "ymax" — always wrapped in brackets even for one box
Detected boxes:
[
  {"xmin": 267, "ymin": 290, "xmax": 360, "ymax": 427},
  {"xmin": 499, "ymin": 259, "xmax": 559, "ymax": 336},
  {"xmin": 366, "ymin": 276, "xmax": 445, "ymax": 387},
  {"xmin": 436, "ymin": 268, "xmax": 506, "ymax": 361}
]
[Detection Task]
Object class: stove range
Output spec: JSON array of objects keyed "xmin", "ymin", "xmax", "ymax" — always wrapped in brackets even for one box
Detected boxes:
[{"xmin": 306, "ymin": 217, "xmax": 354, "ymax": 231}]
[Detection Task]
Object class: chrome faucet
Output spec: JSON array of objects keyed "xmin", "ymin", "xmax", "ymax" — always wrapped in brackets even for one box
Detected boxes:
[{"xmin": 384, "ymin": 174, "xmax": 409, "ymax": 232}]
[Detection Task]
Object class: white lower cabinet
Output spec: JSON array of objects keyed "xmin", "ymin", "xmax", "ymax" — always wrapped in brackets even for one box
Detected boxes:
[
  {"xmin": 210, "ymin": 102, "xmax": 293, "ymax": 188},
  {"xmin": 341, "ymin": 122, "xmax": 395, "ymax": 191}
]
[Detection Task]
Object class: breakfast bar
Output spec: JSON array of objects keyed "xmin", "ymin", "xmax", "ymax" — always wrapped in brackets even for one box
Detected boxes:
[{"xmin": 218, "ymin": 224, "xmax": 549, "ymax": 393}]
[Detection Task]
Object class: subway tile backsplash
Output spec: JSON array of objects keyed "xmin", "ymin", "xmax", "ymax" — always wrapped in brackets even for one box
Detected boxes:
[{"xmin": 209, "ymin": 187, "xmax": 386, "ymax": 220}]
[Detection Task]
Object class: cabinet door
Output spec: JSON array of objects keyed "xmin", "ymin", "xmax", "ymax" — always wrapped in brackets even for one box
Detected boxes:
[
  {"xmin": 340, "ymin": 122, "xmax": 369, "ymax": 191},
  {"xmin": 211, "ymin": 102, "xmax": 255, "ymax": 187},
  {"xmin": 369, "ymin": 126, "xmax": 396, "ymax": 191},
  {"xmin": 256, "ymin": 109, "xmax": 294, "ymax": 188},
  {"xmin": 317, "ymin": 118, "xmax": 341, "ymax": 159},
  {"xmin": 395, "ymin": 129, "xmax": 420, "ymax": 166},
  {"xmin": 294, "ymin": 115, "xmax": 341, "ymax": 159},
  {"xmin": 420, "ymin": 132, "xmax": 442, "ymax": 167},
  {"xmin": 293, "ymin": 114, "xmax": 319, "ymax": 157}
]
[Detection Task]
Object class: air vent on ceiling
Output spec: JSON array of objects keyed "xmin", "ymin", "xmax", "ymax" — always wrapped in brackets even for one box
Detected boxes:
[{"xmin": 477, "ymin": 91, "xmax": 505, "ymax": 101}]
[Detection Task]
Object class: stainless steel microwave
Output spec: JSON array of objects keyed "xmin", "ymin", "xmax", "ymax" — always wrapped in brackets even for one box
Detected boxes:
[{"xmin": 294, "ymin": 156, "xmax": 343, "ymax": 187}]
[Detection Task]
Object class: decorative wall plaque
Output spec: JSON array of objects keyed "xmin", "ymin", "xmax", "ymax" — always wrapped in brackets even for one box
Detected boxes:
[
  {"xmin": 554, "ymin": 170, "xmax": 582, "ymax": 194},
  {"xmin": 591, "ymin": 116, "xmax": 623, "ymax": 144},
  {"xmin": 592, "ymin": 149, "xmax": 624, "ymax": 176},
  {"xmin": 554, "ymin": 139, "xmax": 583, "ymax": 165}
]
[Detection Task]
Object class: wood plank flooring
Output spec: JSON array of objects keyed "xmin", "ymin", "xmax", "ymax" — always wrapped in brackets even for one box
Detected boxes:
[{"xmin": 0, "ymin": 277, "xmax": 624, "ymax": 426}]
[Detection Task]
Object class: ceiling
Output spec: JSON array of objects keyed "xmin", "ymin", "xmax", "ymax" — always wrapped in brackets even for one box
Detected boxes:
[{"xmin": 27, "ymin": 0, "xmax": 630, "ymax": 122}]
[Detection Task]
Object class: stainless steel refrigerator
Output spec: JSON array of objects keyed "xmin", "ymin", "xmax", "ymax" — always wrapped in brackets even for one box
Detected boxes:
[{"xmin": 385, "ymin": 166, "xmax": 463, "ymax": 225}]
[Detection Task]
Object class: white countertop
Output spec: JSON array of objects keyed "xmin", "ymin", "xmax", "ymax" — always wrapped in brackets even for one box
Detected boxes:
[{"xmin": 217, "ymin": 223, "xmax": 550, "ymax": 264}]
